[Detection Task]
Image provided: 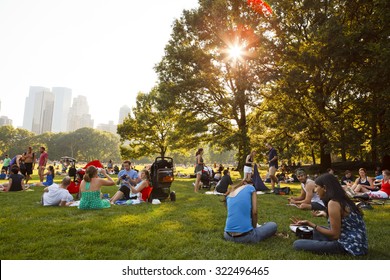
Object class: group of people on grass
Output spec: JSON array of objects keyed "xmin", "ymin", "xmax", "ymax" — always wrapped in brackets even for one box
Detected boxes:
[
  {"xmin": 40, "ymin": 160, "xmax": 152, "ymax": 209},
  {"xmin": 223, "ymin": 171, "xmax": 369, "ymax": 256},
  {"xmin": 192, "ymin": 145, "xmax": 390, "ymax": 256},
  {"xmin": 0, "ymin": 146, "xmax": 49, "ymax": 191},
  {"xmin": 4, "ymin": 142, "xmax": 390, "ymax": 257}
]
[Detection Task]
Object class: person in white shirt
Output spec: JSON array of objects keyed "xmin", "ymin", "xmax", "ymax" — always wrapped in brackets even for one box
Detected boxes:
[
  {"xmin": 288, "ymin": 169, "xmax": 326, "ymax": 211},
  {"xmin": 42, "ymin": 176, "xmax": 74, "ymax": 206}
]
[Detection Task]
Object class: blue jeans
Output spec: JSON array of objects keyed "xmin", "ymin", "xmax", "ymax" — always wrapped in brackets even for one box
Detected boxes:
[
  {"xmin": 224, "ymin": 222, "xmax": 277, "ymax": 243},
  {"xmin": 293, "ymin": 227, "xmax": 346, "ymax": 254}
]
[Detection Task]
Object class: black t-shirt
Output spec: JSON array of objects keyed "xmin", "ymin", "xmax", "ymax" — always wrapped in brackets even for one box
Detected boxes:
[
  {"xmin": 9, "ymin": 173, "xmax": 24, "ymax": 191},
  {"xmin": 216, "ymin": 174, "xmax": 233, "ymax": 193}
]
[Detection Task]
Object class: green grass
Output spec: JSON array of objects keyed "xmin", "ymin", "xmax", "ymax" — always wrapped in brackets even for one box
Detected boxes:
[{"xmin": 1, "ymin": 170, "xmax": 390, "ymax": 260}]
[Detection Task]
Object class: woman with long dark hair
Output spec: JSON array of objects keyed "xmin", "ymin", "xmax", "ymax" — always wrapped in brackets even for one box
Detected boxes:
[{"xmin": 291, "ymin": 173, "xmax": 368, "ymax": 255}]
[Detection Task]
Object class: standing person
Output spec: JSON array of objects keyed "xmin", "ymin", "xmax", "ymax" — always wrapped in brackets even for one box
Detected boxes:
[
  {"xmin": 42, "ymin": 176, "xmax": 74, "ymax": 206},
  {"xmin": 194, "ymin": 148, "xmax": 204, "ymax": 193},
  {"xmin": 109, "ymin": 160, "xmax": 140, "ymax": 204},
  {"xmin": 23, "ymin": 147, "xmax": 35, "ymax": 184},
  {"xmin": 224, "ymin": 180, "xmax": 277, "ymax": 243},
  {"xmin": 291, "ymin": 173, "xmax": 368, "ymax": 256},
  {"xmin": 288, "ymin": 169, "xmax": 326, "ymax": 211},
  {"xmin": 244, "ymin": 150, "xmax": 256, "ymax": 182},
  {"xmin": 266, "ymin": 143, "xmax": 278, "ymax": 192},
  {"xmin": 79, "ymin": 166, "xmax": 115, "ymax": 210},
  {"xmin": 1, "ymin": 154, "xmax": 11, "ymax": 178},
  {"xmin": 38, "ymin": 147, "xmax": 48, "ymax": 182},
  {"xmin": 9, "ymin": 155, "xmax": 23, "ymax": 169}
]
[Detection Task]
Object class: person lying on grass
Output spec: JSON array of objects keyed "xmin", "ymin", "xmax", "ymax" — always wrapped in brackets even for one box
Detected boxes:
[
  {"xmin": 0, "ymin": 165, "xmax": 25, "ymax": 192},
  {"xmin": 291, "ymin": 173, "xmax": 368, "ymax": 256},
  {"xmin": 42, "ymin": 176, "xmax": 74, "ymax": 206},
  {"xmin": 224, "ymin": 179, "xmax": 277, "ymax": 243},
  {"xmin": 287, "ymin": 169, "xmax": 326, "ymax": 211},
  {"xmin": 110, "ymin": 169, "xmax": 151, "ymax": 204}
]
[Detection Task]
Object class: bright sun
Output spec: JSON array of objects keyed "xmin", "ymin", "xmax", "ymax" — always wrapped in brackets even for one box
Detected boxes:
[{"xmin": 229, "ymin": 45, "xmax": 243, "ymax": 60}]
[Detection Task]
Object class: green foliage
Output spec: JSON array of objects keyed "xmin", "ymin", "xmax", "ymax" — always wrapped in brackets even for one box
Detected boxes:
[
  {"xmin": 156, "ymin": 0, "xmax": 276, "ymax": 169},
  {"xmin": 0, "ymin": 126, "xmax": 121, "ymax": 162},
  {"xmin": 118, "ymin": 89, "xmax": 207, "ymax": 159},
  {"xmin": 249, "ymin": 0, "xmax": 390, "ymax": 168},
  {"xmin": 0, "ymin": 126, "xmax": 34, "ymax": 156}
]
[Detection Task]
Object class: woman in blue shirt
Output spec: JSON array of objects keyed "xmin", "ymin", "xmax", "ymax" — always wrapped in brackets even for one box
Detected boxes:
[{"xmin": 224, "ymin": 180, "xmax": 277, "ymax": 243}]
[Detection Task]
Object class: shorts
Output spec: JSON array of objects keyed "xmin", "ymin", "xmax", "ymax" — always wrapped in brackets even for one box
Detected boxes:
[
  {"xmin": 269, "ymin": 166, "xmax": 277, "ymax": 176},
  {"xmin": 25, "ymin": 163, "xmax": 33, "ymax": 175},
  {"xmin": 243, "ymin": 166, "xmax": 252, "ymax": 174},
  {"xmin": 311, "ymin": 202, "xmax": 326, "ymax": 211}
]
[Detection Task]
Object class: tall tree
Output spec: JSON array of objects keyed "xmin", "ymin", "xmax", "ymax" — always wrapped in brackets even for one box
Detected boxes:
[
  {"xmin": 0, "ymin": 125, "xmax": 34, "ymax": 156},
  {"xmin": 117, "ymin": 88, "xmax": 206, "ymax": 159},
  {"xmin": 156, "ymin": 0, "xmax": 274, "ymax": 170},
  {"xmin": 257, "ymin": 0, "xmax": 386, "ymax": 169}
]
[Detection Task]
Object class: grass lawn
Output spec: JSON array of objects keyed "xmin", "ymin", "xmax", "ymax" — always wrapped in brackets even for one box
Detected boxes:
[{"xmin": 0, "ymin": 167, "xmax": 389, "ymax": 260}]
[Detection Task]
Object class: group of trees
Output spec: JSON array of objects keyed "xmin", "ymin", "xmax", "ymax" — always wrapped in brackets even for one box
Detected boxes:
[
  {"xmin": 119, "ymin": 0, "xmax": 389, "ymax": 170},
  {"xmin": 0, "ymin": 126, "xmax": 121, "ymax": 163},
  {"xmin": 3, "ymin": 1, "xmax": 388, "ymax": 171}
]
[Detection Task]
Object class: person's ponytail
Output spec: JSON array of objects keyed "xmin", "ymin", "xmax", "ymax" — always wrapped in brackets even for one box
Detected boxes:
[{"xmin": 84, "ymin": 166, "xmax": 97, "ymax": 182}]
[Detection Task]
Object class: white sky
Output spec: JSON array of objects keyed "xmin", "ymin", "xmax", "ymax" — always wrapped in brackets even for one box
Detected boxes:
[{"xmin": 0, "ymin": 0, "xmax": 199, "ymax": 127}]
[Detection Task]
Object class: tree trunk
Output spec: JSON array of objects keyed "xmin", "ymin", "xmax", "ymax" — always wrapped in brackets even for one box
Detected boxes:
[
  {"xmin": 311, "ymin": 147, "xmax": 316, "ymax": 165},
  {"xmin": 320, "ymin": 137, "xmax": 332, "ymax": 171}
]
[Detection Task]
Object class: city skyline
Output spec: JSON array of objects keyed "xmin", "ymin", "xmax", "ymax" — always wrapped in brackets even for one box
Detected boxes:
[
  {"xmin": 14, "ymin": 86, "xmax": 131, "ymax": 134},
  {"xmin": 0, "ymin": 0, "xmax": 200, "ymax": 128}
]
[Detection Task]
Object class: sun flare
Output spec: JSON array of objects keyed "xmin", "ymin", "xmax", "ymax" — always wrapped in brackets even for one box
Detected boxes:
[{"xmin": 228, "ymin": 44, "xmax": 243, "ymax": 60}]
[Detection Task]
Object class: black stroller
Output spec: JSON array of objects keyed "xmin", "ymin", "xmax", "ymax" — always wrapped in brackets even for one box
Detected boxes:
[
  {"xmin": 150, "ymin": 157, "xmax": 175, "ymax": 201},
  {"xmin": 200, "ymin": 166, "xmax": 216, "ymax": 189}
]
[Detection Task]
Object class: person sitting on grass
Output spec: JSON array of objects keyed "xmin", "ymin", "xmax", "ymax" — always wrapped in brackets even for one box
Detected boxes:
[
  {"xmin": 223, "ymin": 179, "xmax": 277, "ymax": 243},
  {"xmin": 354, "ymin": 169, "xmax": 390, "ymax": 200},
  {"xmin": 42, "ymin": 176, "xmax": 74, "ymax": 206},
  {"xmin": 30, "ymin": 165, "xmax": 54, "ymax": 187},
  {"xmin": 110, "ymin": 169, "xmax": 151, "ymax": 204},
  {"xmin": 0, "ymin": 165, "xmax": 25, "ymax": 192},
  {"xmin": 340, "ymin": 170, "xmax": 354, "ymax": 187},
  {"xmin": 291, "ymin": 173, "xmax": 368, "ymax": 256},
  {"xmin": 215, "ymin": 169, "xmax": 233, "ymax": 195},
  {"xmin": 288, "ymin": 169, "xmax": 326, "ymax": 211},
  {"xmin": 78, "ymin": 166, "xmax": 115, "ymax": 210},
  {"xmin": 347, "ymin": 168, "xmax": 376, "ymax": 195}
]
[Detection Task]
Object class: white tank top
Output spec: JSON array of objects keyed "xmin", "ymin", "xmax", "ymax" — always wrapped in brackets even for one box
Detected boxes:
[{"xmin": 302, "ymin": 178, "xmax": 324, "ymax": 206}]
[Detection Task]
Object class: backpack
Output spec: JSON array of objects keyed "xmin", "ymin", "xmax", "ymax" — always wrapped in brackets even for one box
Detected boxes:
[{"xmin": 274, "ymin": 186, "xmax": 292, "ymax": 195}]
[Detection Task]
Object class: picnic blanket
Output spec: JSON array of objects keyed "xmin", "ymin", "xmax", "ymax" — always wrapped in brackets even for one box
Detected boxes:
[{"xmin": 253, "ymin": 164, "xmax": 270, "ymax": 191}]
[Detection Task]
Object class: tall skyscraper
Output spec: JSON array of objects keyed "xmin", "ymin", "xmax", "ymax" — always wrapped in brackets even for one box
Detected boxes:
[
  {"xmin": 51, "ymin": 87, "xmax": 72, "ymax": 133},
  {"xmin": 118, "ymin": 105, "xmax": 131, "ymax": 124},
  {"xmin": 23, "ymin": 86, "xmax": 54, "ymax": 134},
  {"xmin": 67, "ymin": 95, "xmax": 94, "ymax": 131}
]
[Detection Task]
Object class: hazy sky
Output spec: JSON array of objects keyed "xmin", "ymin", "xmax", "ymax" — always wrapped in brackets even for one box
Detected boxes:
[{"xmin": 0, "ymin": 0, "xmax": 199, "ymax": 127}]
